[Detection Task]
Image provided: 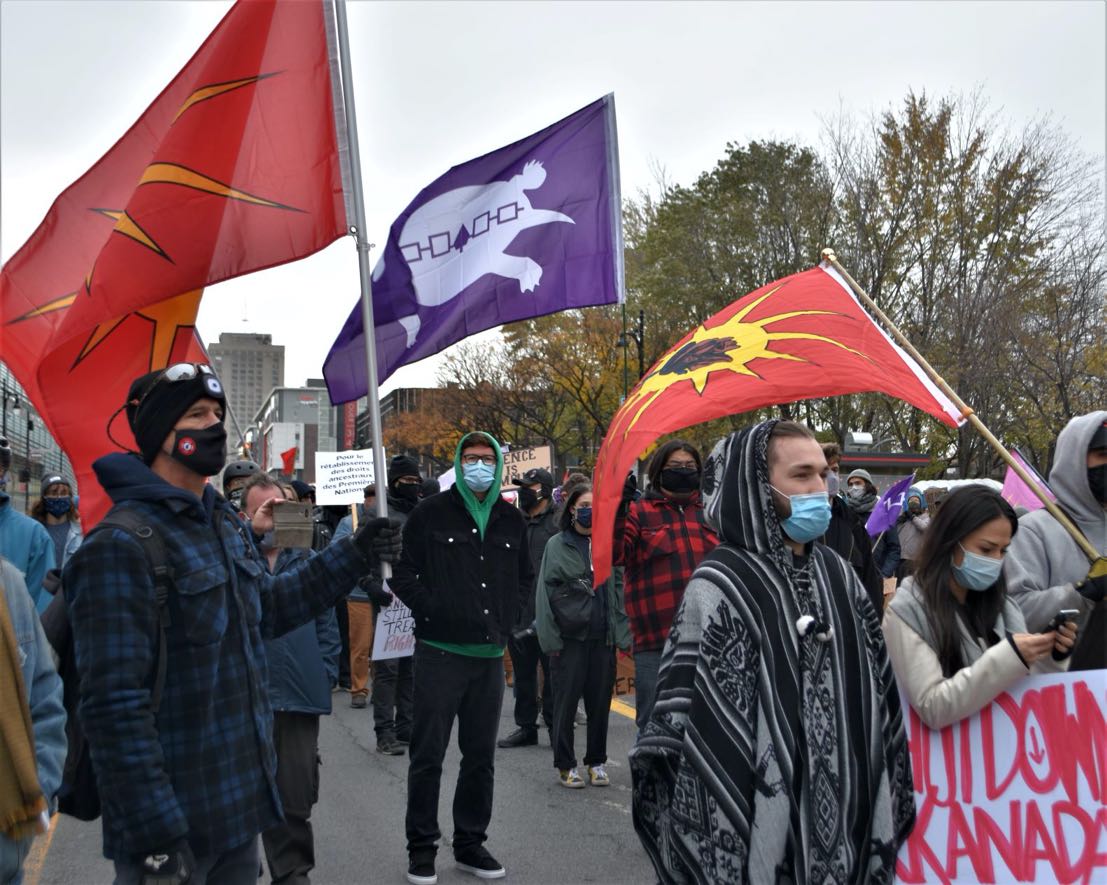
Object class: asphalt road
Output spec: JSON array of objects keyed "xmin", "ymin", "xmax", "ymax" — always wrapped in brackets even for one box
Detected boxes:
[{"xmin": 25, "ymin": 690, "xmax": 655, "ymax": 885}]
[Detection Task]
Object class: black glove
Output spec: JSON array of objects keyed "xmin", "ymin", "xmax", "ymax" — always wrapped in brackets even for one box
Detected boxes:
[
  {"xmin": 364, "ymin": 579, "xmax": 394, "ymax": 608},
  {"xmin": 140, "ymin": 839, "xmax": 195, "ymax": 884},
  {"xmin": 1076, "ymin": 568, "xmax": 1107, "ymax": 603},
  {"xmin": 621, "ymin": 471, "xmax": 638, "ymax": 503},
  {"xmin": 353, "ymin": 517, "xmax": 403, "ymax": 563}
]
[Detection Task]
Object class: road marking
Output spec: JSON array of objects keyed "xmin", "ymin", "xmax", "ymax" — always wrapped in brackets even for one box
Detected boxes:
[
  {"xmin": 611, "ymin": 697, "xmax": 636, "ymax": 721},
  {"xmin": 23, "ymin": 812, "xmax": 58, "ymax": 885}
]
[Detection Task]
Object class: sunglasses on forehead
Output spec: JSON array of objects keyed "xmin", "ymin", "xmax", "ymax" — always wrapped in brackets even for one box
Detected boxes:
[{"xmin": 129, "ymin": 363, "xmax": 221, "ymax": 411}]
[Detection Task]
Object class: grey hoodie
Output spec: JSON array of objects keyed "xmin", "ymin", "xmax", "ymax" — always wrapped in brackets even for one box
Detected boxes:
[{"xmin": 1004, "ymin": 410, "xmax": 1107, "ymax": 632}]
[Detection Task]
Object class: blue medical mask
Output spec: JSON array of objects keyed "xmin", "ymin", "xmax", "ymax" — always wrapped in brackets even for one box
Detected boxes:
[
  {"xmin": 574, "ymin": 506, "xmax": 593, "ymax": 529},
  {"xmin": 953, "ymin": 545, "xmax": 1003, "ymax": 592},
  {"xmin": 462, "ymin": 461, "xmax": 496, "ymax": 493},
  {"xmin": 44, "ymin": 497, "xmax": 72, "ymax": 517},
  {"xmin": 772, "ymin": 486, "xmax": 831, "ymax": 544}
]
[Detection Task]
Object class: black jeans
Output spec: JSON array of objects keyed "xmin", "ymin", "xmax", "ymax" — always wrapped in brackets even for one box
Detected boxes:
[
  {"xmin": 550, "ymin": 639, "xmax": 614, "ymax": 771},
  {"xmin": 261, "ymin": 712, "xmax": 320, "ymax": 885},
  {"xmin": 371, "ymin": 651, "xmax": 414, "ymax": 740},
  {"xmin": 507, "ymin": 630, "xmax": 552, "ymax": 730},
  {"xmin": 335, "ymin": 600, "xmax": 351, "ymax": 688},
  {"xmin": 405, "ymin": 642, "xmax": 505, "ymax": 855}
]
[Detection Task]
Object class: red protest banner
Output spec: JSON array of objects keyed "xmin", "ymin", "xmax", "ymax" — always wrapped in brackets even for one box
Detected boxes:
[{"xmin": 896, "ymin": 671, "xmax": 1107, "ymax": 884}]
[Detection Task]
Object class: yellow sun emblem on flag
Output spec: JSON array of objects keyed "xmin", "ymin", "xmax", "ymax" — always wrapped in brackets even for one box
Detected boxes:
[{"xmin": 619, "ymin": 282, "xmax": 872, "ymax": 438}]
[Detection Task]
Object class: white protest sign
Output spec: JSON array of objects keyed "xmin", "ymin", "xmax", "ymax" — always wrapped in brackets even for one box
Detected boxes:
[
  {"xmin": 314, "ymin": 449, "xmax": 379, "ymax": 506},
  {"xmin": 896, "ymin": 669, "xmax": 1107, "ymax": 884},
  {"xmin": 371, "ymin": 586, "xmax": 415, "ymax": 660}
]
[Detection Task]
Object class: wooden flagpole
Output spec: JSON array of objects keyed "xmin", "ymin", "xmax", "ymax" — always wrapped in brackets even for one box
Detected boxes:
[{"xmin": 821, "ymin": 247, "xmax": 1104, "ymax": 569}]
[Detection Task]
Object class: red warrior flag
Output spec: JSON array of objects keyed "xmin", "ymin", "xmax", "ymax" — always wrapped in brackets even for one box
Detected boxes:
[
  {"xmin": 280, "ymin": 446, "xmax": 298, "ymax": 477},
  {"xmin": 592, "ymin": 262, "xmax": 966, "ymax": 585},
  {"xmin": 0, "ymin": 0, "xmax": 348, "ymax": 524}
]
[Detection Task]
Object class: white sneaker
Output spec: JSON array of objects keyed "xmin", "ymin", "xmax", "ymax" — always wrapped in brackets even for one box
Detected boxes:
[
  {"xmin": 588, "ymin": 764, "xmax": 609, "ymax": 786},
  {"xmin": 559, "ymin": 766, "xmax": 585, "ymax": 788}
]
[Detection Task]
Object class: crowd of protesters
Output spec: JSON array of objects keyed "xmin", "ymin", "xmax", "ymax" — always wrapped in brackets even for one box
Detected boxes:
[{"xmin": 0, "ymin": 363, "xmax": 1102, "ymax": 885}]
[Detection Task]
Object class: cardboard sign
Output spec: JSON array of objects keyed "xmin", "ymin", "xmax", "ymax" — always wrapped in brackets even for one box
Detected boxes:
[
  {"xmin": 501, "ymin": 445, "xmax": 552, "ymax": 487},
  {"xmin": 614, "ymin": 650, "xmax": 635, "ymax": 697},
  {"xmin": 371, "ymin": 586, "xmax": 415, "ymax": 660},
  {"xmin": 315, "ymin": 449, "xmax": 378, "ymax": 505},
  {"xmin": 896, "ymin": 670, "xmax": 1107, "ymax": 884}
]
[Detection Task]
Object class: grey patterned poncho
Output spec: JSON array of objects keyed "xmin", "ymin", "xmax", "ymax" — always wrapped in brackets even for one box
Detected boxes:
[{"xmin": 630, "ymin": 421, "xmax": 915, "ymax": 884}]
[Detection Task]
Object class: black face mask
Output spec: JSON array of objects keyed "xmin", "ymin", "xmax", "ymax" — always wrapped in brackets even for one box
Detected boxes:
[
  {"xmin": 517, "ymin": 487, "xmax": 541, "ymax": 511},
  {"xmin": 661, "ymin": 467, "xmax": 700, "ymax": 494},
  {"xmin": 393, "ymin": 483, "xmax": 421, "ymax": 505},
  {"xmin": 1089, "ymin": 464, "xmax": 1107, "ymax": 504},
  {"xmin": 169, "ymin": 424, "xmax": 228, "ymax": 477}
]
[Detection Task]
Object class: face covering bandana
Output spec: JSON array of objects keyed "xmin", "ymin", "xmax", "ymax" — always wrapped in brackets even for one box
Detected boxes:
[
  {"xmin": 462, "ymin": 461, "xmax": 496, "ymax": 493},
  {"xmin": 227, "ymin": 488, "xmax": 244, "ymax": 510},
  {"xmin": 661, "ymin": 467, "xmax": 700, "ymax": 494},
  {"xmin": 517, "ymin": 487, "xmax": 540, "ymax": 511},
  {"xmin": 953, "ymin": 545, "xmax": 1003, "ymax": 591},
  {"xmin": 1088, "ymin": 464, "xmax": 1107, "ymax": 504},
  {"xmin": 772, "ymin": 486, "xmax": 831, "ymax": 544},
  {"xmin": 574, "ymin": 506, "xmax": 593, "ymax": 529},
  {"xmin": 44, "ymin": 497, "xmax": 72, "ymax": 517},
  {"xmin": 170, "ymin": 424, "xmax": 228, "ymax": 477}
]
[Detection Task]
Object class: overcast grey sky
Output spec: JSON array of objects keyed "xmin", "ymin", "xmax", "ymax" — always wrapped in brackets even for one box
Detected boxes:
[{"xmin": 2, "ymin": 0, "xmax": 1104, "ymax": 394}]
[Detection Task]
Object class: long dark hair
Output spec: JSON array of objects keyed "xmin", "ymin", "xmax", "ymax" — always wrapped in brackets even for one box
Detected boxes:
[
  {"xmin": 558, "ymin": 482, "xmax": 592, "ymax": 532},
  {"xmin": 914, "ymin": 486, "xmax": 1018, "ymax": 677},
  {"xmin": 646, "ymin": 439, "xmax": 702, "ymax": 489}
]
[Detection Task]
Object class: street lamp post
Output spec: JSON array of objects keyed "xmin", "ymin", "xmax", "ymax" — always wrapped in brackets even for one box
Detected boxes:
[
  {"xmin": 617, "ymin": 307, "xmax": 645, "ymax": 399},
  {"xmin": 24, "ymin": 414, "xmax": 34, "ymax": 513}
]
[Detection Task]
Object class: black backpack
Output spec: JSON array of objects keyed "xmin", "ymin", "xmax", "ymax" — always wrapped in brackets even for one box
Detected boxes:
[{"xmin": 41, "ymin": 507, "xmax": 173, "ymax": 821}]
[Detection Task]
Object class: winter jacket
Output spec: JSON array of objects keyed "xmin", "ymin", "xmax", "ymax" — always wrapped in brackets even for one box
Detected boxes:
[
  {"xmin": 1005, "ymin": 411, "xmax": 1107, "ymax": 633},
  {"xmin": 391, "ymin": 486, "xmax": 532, "ymax": 647},
  {"xmin": 63, "ymin": 453, "xmax": 368, "ymax": 861},
  {"xmin": 614, "ymin": 489, "xmax": 718, "ymax": 653},
  {"xmin": 264, "ymin": 547, "xmax": 341, "ymax": 715},
  {"xmin": 884, "ymin": 577, "xmax": 1065, "ymax": 730},
  {"xmin": 820, "ymin": 496, "xmax": 884, "ymax": 613},
  {"xmin": 896, "ymin": 511, "xmax": 931, "ymax": 561},
  {"xmin": 519, "ymin": 504, "xmax": 559, "ymax": 626},
  {"xmin": 0, "ymin": 558, "xmax": 65, "ymax": 876},
  {"xmin": 872, "ymin": 524, "xmax": 902, "ymax": 579},
  {"xmin": 534, "ymin": 531, "xmax": 630, "ymax": 654},
  {"xmin": 0, "ymin": 494, "xmax": 55, "ymax": 613}
]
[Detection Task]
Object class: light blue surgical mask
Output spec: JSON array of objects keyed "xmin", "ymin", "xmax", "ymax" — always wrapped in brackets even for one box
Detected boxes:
[
  {"xmin": 953, "ymin": 544, "xmax": 1003, "ymax": 592},
  {"xmin": 772, "ymin": 486, "xmax": 831, "ymax": 544},
  {"xmin": 462, "ymin": 461, "xmax": 496, "ymax": 493}
]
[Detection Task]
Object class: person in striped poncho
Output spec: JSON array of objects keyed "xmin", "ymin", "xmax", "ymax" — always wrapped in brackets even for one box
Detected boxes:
[{"xmin": 630, "ymin": 419, "xmax": 915, "ymax": 884}]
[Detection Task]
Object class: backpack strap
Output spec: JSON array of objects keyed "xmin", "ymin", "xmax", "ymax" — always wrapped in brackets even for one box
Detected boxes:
[{"xmin": 94, "ymin": 508, "xmax": 173, "ymax": 712}]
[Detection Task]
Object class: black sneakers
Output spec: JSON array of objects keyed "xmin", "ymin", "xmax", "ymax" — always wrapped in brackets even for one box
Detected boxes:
[
  {"xmin": 455, "ymin": 846, "xmax": 506, "ymax": 880},
  {"xmin": 406, "ymin": 851, "xmax": 437, "ymax": 885},
  {"xmin": 496, "ymin": 727, "xmax": 537, "ymax": 748},
  {"xmin": 377, "ymin": 736, "xmax": 406, "ymax": 756}
]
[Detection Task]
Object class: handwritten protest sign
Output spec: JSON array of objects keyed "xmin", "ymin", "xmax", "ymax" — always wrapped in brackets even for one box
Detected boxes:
[
  {"xmin": 315, "ymin": 449, "xmax": 379, "ymax": 505},
  {"xmin": 896, "ymin": 670, "xmax": 1107, "ymax": 884},
  {"xmin": 501, "ymin": 446, "xmax": 552, "ymax": 487},
  {"xmin": 371, "ymin": 587, "xmax": 415, "ymax": 660}
]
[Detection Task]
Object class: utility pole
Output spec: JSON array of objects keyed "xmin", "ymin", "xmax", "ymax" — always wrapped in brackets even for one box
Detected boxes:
[{"xmin": 617, "ymin": 307, "xmax": 646, "ymax": 399}]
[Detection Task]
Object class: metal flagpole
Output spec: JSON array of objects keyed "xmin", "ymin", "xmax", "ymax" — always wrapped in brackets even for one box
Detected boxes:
[
  {"xmin": 821, "ymin": 247, "xmax": 1104, "ymax": 571},
  {"xmin": 332, "ymin": 1, "xmax": 391, "ymax": 541}
]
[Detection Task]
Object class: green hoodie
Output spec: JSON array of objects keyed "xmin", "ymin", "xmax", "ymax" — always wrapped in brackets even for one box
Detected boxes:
[{"xmin": 452, "ymin": 431, "xmax": 504, "ymax": 538}]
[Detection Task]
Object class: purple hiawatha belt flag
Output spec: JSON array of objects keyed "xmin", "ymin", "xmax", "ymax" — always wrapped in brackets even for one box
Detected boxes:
[
  {"xmin": 323, "ymin": 94, "xmax": 623, "ymax": 403},
  {"xmin": 865, "ymin": 473, "xmax": 915, "ymax": 538},
  {"xmin": 1001, "ymin": 447, "xmax": 1056, "ymax": 511}
]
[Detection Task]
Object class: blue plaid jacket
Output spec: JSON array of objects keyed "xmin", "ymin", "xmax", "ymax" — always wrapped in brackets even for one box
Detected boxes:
[{"xmin": 63, "ymin": 454, "xmax": 368, "ymax": 861}]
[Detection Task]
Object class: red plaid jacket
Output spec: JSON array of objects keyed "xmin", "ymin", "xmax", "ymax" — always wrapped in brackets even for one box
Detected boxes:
[{"xmin": 614, "ymin": 489, "xmax": 719, "ymax": 653}]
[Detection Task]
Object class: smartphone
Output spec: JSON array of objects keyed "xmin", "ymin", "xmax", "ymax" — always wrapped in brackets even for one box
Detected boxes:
[
  {"xmin": 271, "ymin": 500, "xmax": 314, "ymax": 549},
  {"xmin": 1047, "ymin": 609, "xmax": 1080, "ymax": 631}
]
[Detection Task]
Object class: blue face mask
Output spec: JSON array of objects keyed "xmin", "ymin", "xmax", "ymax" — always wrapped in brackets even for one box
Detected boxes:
[
  {"xmin": 773, "ymin": 487, "xmax": 832, "ymax": 544},
  {"xmin": 574, "ymin": 506, "xmax": 593, "ymax": 529},
  {"xmin": 953, "ymin": 545, "xmax": 1003, "ymax": 592},
  {"xmin": 462, "ymin": 461, "xmax": 496, "ymax": 493},
  {"xmin": 44, "ymin": 497, "xmax": 72, "ymax": 517}
]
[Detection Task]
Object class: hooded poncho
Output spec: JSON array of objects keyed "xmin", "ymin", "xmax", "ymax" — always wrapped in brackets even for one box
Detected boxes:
[{"xmin": 630, "ymin": 421, "xmax": 915, "ymax": 884}]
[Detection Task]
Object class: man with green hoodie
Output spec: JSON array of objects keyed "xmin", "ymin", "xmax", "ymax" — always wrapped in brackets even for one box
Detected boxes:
[{"xmin": 391, "ymin": 432, "xmax": 532, "ymax": 885}]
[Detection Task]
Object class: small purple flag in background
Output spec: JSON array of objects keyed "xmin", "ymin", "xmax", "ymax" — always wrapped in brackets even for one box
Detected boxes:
[
  {"xmin": 865, "ymin": 474, "xmax": 915, "ymax": 538},
  {"xmin": 1001, "ymin": 447, "xmax": 1055, "ymax": 511},
  {"xmin": 323, "ymin": 94, "xmax": 623, "ymax": 403}
]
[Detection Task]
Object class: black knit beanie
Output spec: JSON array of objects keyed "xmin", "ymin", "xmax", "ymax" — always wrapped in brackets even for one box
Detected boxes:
[
  {"xmin": 388, "ymin": 454, "xmax": 421, "ymax": 487},
  {"xmin": 125, "ymin": 366, "xmax": 227, "ymax": 464}
]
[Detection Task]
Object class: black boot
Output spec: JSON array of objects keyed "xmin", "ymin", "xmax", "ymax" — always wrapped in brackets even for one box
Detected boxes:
[{"xmin": 497, "ymin": 726, "xmax": 538, "ymax": 748}]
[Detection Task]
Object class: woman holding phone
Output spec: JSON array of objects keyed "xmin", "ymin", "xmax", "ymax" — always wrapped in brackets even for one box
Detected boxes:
[{"xmin": 883, "ymin": 486, "xmax": 1078, "ymax": 730}]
